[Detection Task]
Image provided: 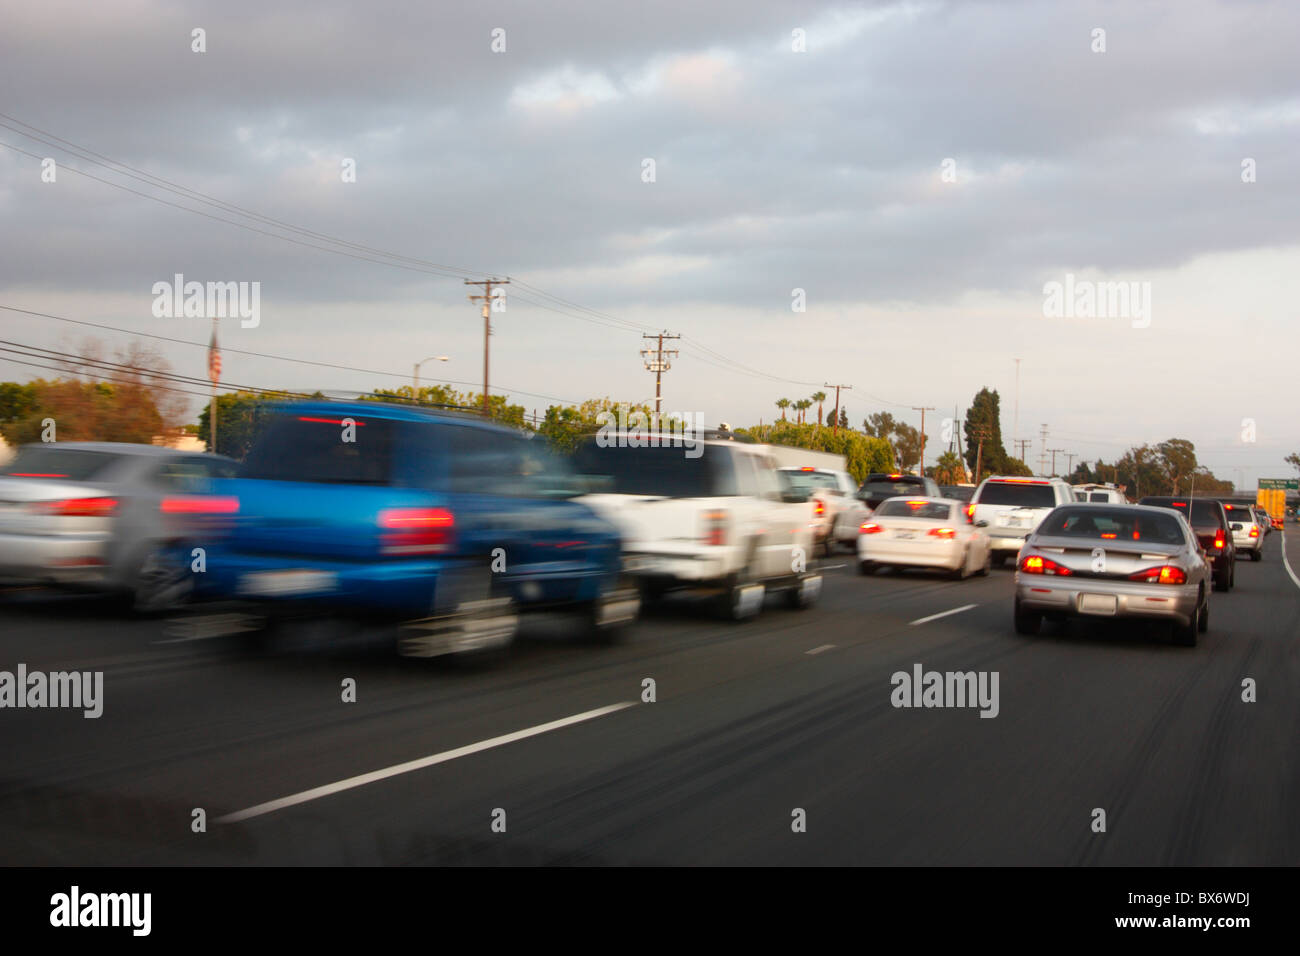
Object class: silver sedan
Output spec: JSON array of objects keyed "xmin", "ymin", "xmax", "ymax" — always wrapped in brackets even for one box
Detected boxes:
[
  {"xmin": 1013, "ymin": 503, "xmax": 1211, "ymax": 646},
  {"xmin": 0, "ymin": 442, "xmax": 236, "ymax": 611}
]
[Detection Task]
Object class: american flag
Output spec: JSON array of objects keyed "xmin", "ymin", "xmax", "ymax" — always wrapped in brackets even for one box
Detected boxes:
[{"xmin": 207, "ymin": 322, "xmax": 221, "ymax": 384}]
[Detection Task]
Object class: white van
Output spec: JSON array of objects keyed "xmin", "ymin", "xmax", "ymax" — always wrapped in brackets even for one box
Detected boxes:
[{"xmin": 969, "ymin": 475, "xmax": 1075, "ymax": 566}]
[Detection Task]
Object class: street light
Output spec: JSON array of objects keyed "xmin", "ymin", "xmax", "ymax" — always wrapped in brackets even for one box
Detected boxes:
[{"xmin": 413, "ymin": 355, "xmax": 449, "ymax": 393}]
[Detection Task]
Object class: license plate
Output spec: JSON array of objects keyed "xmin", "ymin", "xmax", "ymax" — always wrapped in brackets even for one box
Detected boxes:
[
  {"xmin": 238, "ymin": 569, "xmax": 337, "ymax": 596},
  {"xmin": 895, "ymin": 531, "xmax": 915, "ymax": 539},
  {"xmin": 999, "ymin": 515, "xmax": 1023, "ymax": 527},
  {"xmin": 1079, "ymin": 593, "xmax": 1117, "ymax": 615}
]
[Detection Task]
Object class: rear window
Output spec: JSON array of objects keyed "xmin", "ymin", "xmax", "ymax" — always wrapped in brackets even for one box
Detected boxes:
[
  {"xmin": 861, "ymin": 477, "xmax": 925, "ymax": 497},
  {"xmin": 0, "ymin": 447, "xmax": 124, "ymax": 481},
  {"xmin": 876, "ymin": 499, "xmax": 952, "ymax": 520},
  {"xmin": 1141, "ymin": 498, "xmax": 1223, "ymax": 529},
  {"xmin": 781, "ymin": 470, "xmax": 841, "ymax": 494},
  {"xmin": 1038, "ymin": 508, "xmax": 1186, "ymax": 544},
  {"xmin": 572, "ymin": 441, "xmax": 736, "ymax": 497},
  {"xmin": 241, "ymin": 413, "xmax": 396, "ymax": 485},
  {"xmin": 1088, "ymin": 492, "xmax": 1111, "ymax": 502},
  {"xmin": 977, "ymin": 481, "xmax": 1057, "ymax": 508}
]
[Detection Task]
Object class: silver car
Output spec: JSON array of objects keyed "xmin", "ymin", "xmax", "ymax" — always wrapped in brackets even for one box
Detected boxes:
[
  {"xmin": 0, "ymin": 442, "xmax": 237, "ymax": 610},
  {"xmin": 1013, "ymin": 503, "xmax": 1211, "ymax": 646}
]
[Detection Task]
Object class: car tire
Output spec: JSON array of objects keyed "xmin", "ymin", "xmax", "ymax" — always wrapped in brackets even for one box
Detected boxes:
[
  {"xmin": 858, "ymin": 560, "xmax": 876, "ymax": 576},
  {"xmin": 1013, "ymin": 599, "xmax": 1041, "ymax": 636},
  {"xmin": 785, "ymin": 573, "xmax": 822, "ymax": 610},
  {"xmin": 991, "ymin": 552, "xmax": 1009, "ymax": 569},
  {"xmin": 950, "ymin": 548, "xmax": 970, "ymax": 580},
  {"xmin": 583, "ymin": 583, "xmax": 641, "ymax": 644},
  {"xmin": 131, "ymin": 542, "xmax": 193, "ymax": 616},
  {"xmin": 1173, "ymin": 598, "xmax": 1199, "ymax": 647},
  {"xmin": 1251, "ymin": 548, "xmax": 1262, "ymax": 562},
  {"xmin": 1213, "ymin": 566, "xmax": 1229, "ymax": 592}
]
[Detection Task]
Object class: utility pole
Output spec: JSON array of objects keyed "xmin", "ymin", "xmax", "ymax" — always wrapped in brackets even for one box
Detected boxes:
[
  {"xmin": 911, "ymin": 405, "xmax": 936, "ymax": 477},
  {"xmin": 1039, "ymin": 424, "xmax": 1049, "ymax": 476},
  {"xmin": 1014, "ymin": 438, "xmax": 1032, "ymax": 464},
  {"xmin": 1064, "ymin": 452, "xmax": 1077, "ymax": 476},
  {"xmin": 1048, "ymin": 448, "xmax": 1064, "ymax": 476},
  {"xmin": 640, "ymin": 331, "xmax": 680, "ymax": 424},
  {"xmin": 465, "ymin": 277, "xmax": 509, "ymax": 416},
  {"xmin": 826, "ymin": 383, "xmax": 852, "ymax": 435},
  {"xmin": 1013, "ymin": 357, "xmax": 1021, "ymax": 455},
  {"xmin": 973, "ymin": 424, "xmax": 990, "ymax": 484}
]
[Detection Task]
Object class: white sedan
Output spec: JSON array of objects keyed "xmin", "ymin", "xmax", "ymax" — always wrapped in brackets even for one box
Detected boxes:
[{"xmin": 857, "ymin": 496, "xmax": 991, "ymax": 579}]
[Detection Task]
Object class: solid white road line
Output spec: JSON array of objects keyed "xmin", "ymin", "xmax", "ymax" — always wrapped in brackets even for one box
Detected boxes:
[
  {"xmin": 909, "ymin": 604, "xmax": 978, "ymax": 626},
  {"xmin": 1281, "ymin": 530, "xmax": 1300, "ymax": 591},
  {"xmin": 216, "ymin": 701, "xmax": 637, "ymax": 824},
  {"xmin": 820, "ymin": 563, "xmax": 848, "ymax": 570},
  {"xmin": 805, "ymin": 644, "xmax": 836, "ymax": 655}
]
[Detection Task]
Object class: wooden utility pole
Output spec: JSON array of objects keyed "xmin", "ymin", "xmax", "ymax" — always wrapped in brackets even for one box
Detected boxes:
[
  {"xmin": 465, "ymin": 278, "xmax": 509, "ymax": 416},
  {"xmin": 912, "ymin": 405, "xmax": 936, "ymax": 477},
  {"xmin": 826, "ymin": 383, "xmax": 852, "ymax": 435},
  {"xmin": 973, "ymin": 424, "xmax": 990, "ymax": 484},
  {"xmin": 640, "ymin": 332, "xmax": 680, "ymax": 422}
]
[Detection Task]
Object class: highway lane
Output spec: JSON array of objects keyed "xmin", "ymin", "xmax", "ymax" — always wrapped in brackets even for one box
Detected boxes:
[{"xmin": 0, "ymin": 532, "xmax": 1297, "ymax": 865}]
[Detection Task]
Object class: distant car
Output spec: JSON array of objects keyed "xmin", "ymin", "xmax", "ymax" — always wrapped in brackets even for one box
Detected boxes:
[
  {"xmin": 969, "ymin": 476, "xmax": 1076, "ymax": 566},
  {"xmin": 175, "ymin": 401, "xmax": 635, "ymax": 657},
  {"xmin": 1138, "ymin": 497, "xmax": 1235, "ymax": 591},
  {"xmin": 1014, "ymin": 504, "xmax": 1211, "ymax": 645},
  {"xmin": 938, "ymin": 484, "xmax": 976, "ymax": 504},
  {"xmin": 857, "ymin": 473, "xmax": 941, "ymax": 512},
  {"xmin": 573, "ymin": 434, "xmax": 822, "ymax": 619},
  {"xmin": 778, "ymin": 466, "xmax": 868, "ymax": 554},
  {"xmin": 857, "ymin": 496, "xmax": 991, "ymax": 579},
  {"xmin": 1222, "ymin": 503, "xmax": 1263, "ymax": 561},
  {"xmin": 0, "ymin": 442, "xmax": 237, "ymax": 610},
  {"xmin": 1071, "ymin": 483, "xmax": 1127, "ymax": 504}
]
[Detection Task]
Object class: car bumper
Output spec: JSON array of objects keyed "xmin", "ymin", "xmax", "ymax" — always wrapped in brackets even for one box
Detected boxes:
[
  {"xmin": 987, "ymin": 531, "xmax": 1029, "ymax": 552},
  {"xmin": 857, "ymin": 536, "xmax": 963, "ymax": 570},
  {"xmin": 1015, "ymin": 577, "xmax": 1201, "ymax": 625},
  {"xmin": 620, "ymin": 548, "xmax": 730, "ymax": 583},
  {"xmin": 0, "ymin": 532, "xmax": 112, "ymax": 586}
]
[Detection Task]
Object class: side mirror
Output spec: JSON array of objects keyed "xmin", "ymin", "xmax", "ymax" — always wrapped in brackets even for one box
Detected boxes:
[{"xmin": 975, "ymin": 520, "xmax": 989, "ymax": 528}]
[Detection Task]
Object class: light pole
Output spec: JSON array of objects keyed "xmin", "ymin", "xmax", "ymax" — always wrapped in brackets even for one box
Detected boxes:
[{"xmin": 413, "ymin": 355, "xmax": 449, "ymax": 394}]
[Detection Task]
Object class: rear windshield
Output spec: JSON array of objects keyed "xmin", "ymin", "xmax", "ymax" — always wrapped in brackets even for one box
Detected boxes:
[
  {"xmin": 1140, "ymin": 499, "xmax": 1223, "ymax": 529},
  {"xmin": 242, "ymin": 413, "xmax": 396, "ymax": 485},
  {"xmin": 1088, "ymin": 492, "xmax": 1111, "ymax": 502},
  {"xmin": 0, "ymin": 447, "xmax": 124, "ymax": 481},
  {"xmin": 572, "ymin": 442, "xmax": 735, "ymax": 497},
  {"xmin": 781, "ymin": 470, "xmax": 840, "ymax": 493},
  {"xmin": 861, "ymin": 477, "xmax": 924, "ymax": 496},
  {"xmin": 1038, "ymin": 508, "xmax": 1186, "ymax": 544},
  {"xmin": 876, "ymin": 499, "xmax": 952, "ymax": 520},
  {"xmin": 977, "ymin": 482, "xmax": 1057, "ymax": 508}
]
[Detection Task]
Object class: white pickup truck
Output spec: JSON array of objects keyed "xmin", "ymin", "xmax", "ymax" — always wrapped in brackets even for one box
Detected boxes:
[
  {"xmin": 777, "ymin": 466, "xmax": 869, "ymax": 555},
  {"xmin": 571, "ymin": 434, "xmax": 822, "ymax": 619}
]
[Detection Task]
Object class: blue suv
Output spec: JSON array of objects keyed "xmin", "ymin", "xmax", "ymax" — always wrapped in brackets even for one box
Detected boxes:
[{"xmin": 175, "ymin": 400, "xmax": 637, "ymax": 657}]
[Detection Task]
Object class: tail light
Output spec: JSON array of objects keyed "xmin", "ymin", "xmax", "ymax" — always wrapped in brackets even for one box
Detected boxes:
[
  {"xmin": 161, "ymin": 496, "xmax": 240, "ymax": 514},
  {"xmin": 29, "ymin": 497, "xmax": 118, "ymax": 518},
  {"xmin": 1129, "ymin": 565, "xmax": 1187, "ymax": 585},
  {"xmin": 702, "ymin": 510, "xmax": 728, "ymax": 547},
  {"xmin": 379, "ymin": 507, "xmax": 455, "ymax": 555},
  {"xmin": 1019, "ymin": 555, "xmax": 1072, "ymax": 576},
  {"xmin": 965, "ymin": 503, "xmax": 976, "ymax": 522},
  {"xmin": 928, "ymin": 527, "xmax": 956, "ymax": 539},
  {"xmin": 1249, "ymin": 527, "xmax": 1259, "ymax": 538},
  {"xmin": 860, "ymin": 522, "xmax": 883, "ymax": 534},
  {"xmin": 1213, "ymin": 529, "xmax": 1226, "ymax": 549},
  {"xmin": 813, "ymin": 500, "xmax": 825, "ymax": 517}
]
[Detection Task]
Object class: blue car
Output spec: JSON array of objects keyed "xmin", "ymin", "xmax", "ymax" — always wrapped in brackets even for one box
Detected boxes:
[{"xmin": 173, "ymin": 400, "xmax": 637, "ymax": 657}]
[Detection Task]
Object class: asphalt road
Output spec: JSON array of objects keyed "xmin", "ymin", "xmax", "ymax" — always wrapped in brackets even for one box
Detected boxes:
[{"xmin": 2, "ymin": 530, "xmax": 1298, "ymax": 865}]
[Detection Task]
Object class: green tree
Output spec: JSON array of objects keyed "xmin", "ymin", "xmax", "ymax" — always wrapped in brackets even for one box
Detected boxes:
[
  {"xmin": 794, "ymin": 399, "xmax": 811, "ymax": 424},
  {"xmin": 838, "ymin": 407, "xmax": 849, "ymax": 429},
  {"xmin": 536, "ymin": 398, "xmax": 656, "ymax": 455},
  {"xmin": 738, "ymin": 421, "xmax": 893, "ymax": 483},
  {"xmin": 932, "ymin": 451, "xmax": 968, "ymax": 485},
  {"xmin": 963, "ymin": 387, "xmax": 1010, "ymax": 478},
  {"xmin": 862, "ymin": 412, "xmax": 898, "ymax": 439},
  {"xmin": 776, "ymin": 397, "xmax": 790, "ymax": 421},
  {"xmin": 1157, "ymin": 438, "xmax": 1198, "ymax": 494},
  {"xmin": 893, "ymin": 422, "xmax": 923, "ymax": 471},
  {"xmin": 1285, "ymin": 453, "xmax": 1300, "ymax": 477}
]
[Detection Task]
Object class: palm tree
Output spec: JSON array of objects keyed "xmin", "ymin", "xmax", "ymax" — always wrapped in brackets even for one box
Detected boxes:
[
  {"xmin": 795, "ymin": 399, "xmax": 811, "ymax": 424},
  {"xmin": 776, "ymin": 398, "xmax": 790, "ymax": 421},
  {"xmin": 811, "ymin": 391, "xmax": 827, "ymax": 427}
]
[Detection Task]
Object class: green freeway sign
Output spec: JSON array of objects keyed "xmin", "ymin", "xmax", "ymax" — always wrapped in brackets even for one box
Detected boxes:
[{"xmin": 1259, "ymin": 478, "xmax": 1299, "ymax": 490}]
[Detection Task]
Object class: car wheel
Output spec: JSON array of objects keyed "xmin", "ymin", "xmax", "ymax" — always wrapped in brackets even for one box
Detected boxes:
[
  {"xmin": 991, "ymin": 552, "xmax": 1008, "ymax": 568},
  {"xmin": 858, "ymin": 560, "xmax": 876, "ymax": 576},
  {"xmin": 1251, "ymin": 548, "xmax": 1262, "ymax": 562},
  {"xmin": 584, "ymin": 583, "xmax": 641, "ymax": 643},
  {"xmin": 785, "ymin": 573, "xmax": 822, "ymax": 610},
  {"xmin": 1013, "ymin": 599, "xmax": 1041, "ymax": 636},
  {"xmin": 1173, "ymin": 599, "xmax": 1199, "ymax": 647},
  {"xmin": 950, "ymin": 548, "xmax": 970, "ymax": 580},
  {"xmin": 1213, "ymin": 566, "xmax": 1229, "ymax": 592},
  {"xmin": 132, "ymin": 542, "xmax": 193, "ymax": 616}
]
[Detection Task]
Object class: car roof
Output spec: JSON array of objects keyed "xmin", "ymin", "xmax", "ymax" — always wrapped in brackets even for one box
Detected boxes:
[{"xmin": 268, "ymin": 399, "xmax": 524, "ymax": 436}]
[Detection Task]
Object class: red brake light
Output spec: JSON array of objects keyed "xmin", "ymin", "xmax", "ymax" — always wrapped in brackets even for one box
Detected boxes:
[
  {"xmin": 8, "ymin": 473, "xmax": 71, "ymax": 478},
  {"xmin": 813, "ymin": 500, "xmax": 825, "ymax": 516},
  {"xmin": 378, "ymin": 507, "xmax": 455, "ymax": 555},
  {"xmin": 702, "ymin": 510, "xmax": 728, "ymax": 547},
  {"xmin": 1129, "ymin": 565, "xmax": 1187, "ymax": 585},
  {"xmin": 30, "ymin": 496, "xmax": 118, "ymax": 518},
  {"xmin": 1019, "ymin": 555, "xmax": 1072, "ymax": 576},
  {"xmin": 965, "ymin": 503, "xmax": 976, "ymax": 521},
  {"xmin": 161, "ymin": 495, "xmax": 240, "ymax": 514},
  {"xmin": 800, "ymin": 466, "xmax": 815, "ymax": 472},
  {"xmin": 906, "ymin": 499, "xmax": 926, "ymax": 509},
  {"xmin": 859, "ymin": 522, "xmax": 883, "ymax": 534},
  {"xmin": 298, "ymin": 416, "xmax": 367, "ymax": 426},
  {"xmin": 1249, "ymin": 527, "xmax": 1259, "ymax": 538},
  {"xmin": 1213, "ymin": 529, "xmax": 1225, "ymax": 549},
  {"xmin": 928, "ymin": 527, "xmax": 956, "ymax": 539}
]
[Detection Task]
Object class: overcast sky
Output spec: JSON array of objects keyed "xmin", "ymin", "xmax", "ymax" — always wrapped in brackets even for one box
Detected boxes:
[{"xmin": 1, "ymin": 0, "xmax": 1297, "ymax": 486}]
